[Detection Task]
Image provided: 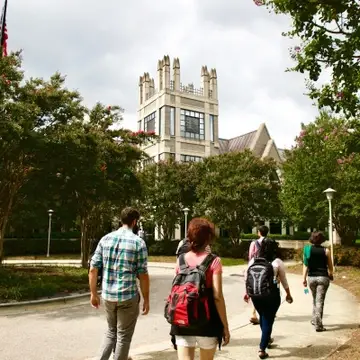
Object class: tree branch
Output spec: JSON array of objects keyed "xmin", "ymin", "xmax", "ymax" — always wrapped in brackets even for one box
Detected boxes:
[{"xmin": 310, "ymin": 20, "xmax": 349, "ymax": 35}]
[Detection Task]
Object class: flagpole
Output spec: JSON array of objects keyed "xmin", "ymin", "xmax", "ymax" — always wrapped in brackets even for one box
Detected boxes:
[{"xmin": 0, "ymin": 0, "xmax": 8, "ymax": 58}]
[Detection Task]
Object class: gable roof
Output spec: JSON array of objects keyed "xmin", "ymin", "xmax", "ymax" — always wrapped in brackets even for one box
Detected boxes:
[{"xmin": 218, "ymin": 130, "xmax": 257, "ymax": 154}]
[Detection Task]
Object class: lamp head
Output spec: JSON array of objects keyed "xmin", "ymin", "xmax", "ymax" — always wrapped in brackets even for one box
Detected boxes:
[
  {"xmin": 48, "ymin": 209, "xmax": 54, "ymax": 215},
  {"xmin": 323, "ymin": 188, "xmax": 336, "ymax": 201},
  {"xmin": 183, "ymin": 207, "xmax": 189, "ymax": 215}
]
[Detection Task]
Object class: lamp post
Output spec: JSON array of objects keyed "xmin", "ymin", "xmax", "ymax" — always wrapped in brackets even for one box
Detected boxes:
[
  {"xmin": 183, "ymin": 207, "xmax": 189, "ymax": 238},
  {"xmin": 47, "ymin": 209, "xmax": 54, "ymax": 258},
  {"xmin": 323, "ymin": 188, "xmax": 336, "ymax": 268}
]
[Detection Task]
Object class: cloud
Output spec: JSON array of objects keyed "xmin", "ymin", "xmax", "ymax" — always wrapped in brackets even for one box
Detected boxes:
[{"xmin": 8, "ymin": 0, "xmax": 318, "ymax": 148}]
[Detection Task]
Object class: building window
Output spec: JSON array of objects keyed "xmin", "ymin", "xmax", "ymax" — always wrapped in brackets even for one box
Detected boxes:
[
  {"xmin": 143, "ymin": 156, "xmax": 155, "ymax": 167},
  {"xmin": 158, "ymin": 108, "xmax": 162, "ymax": 136},
  {"xmin": 170, "ymin": 107, "xmax": 175, "ymax": 136},
  {"xmin": 180, "ymin": 109, "xmax": 204, "ymax": 140},
  {"xmin": 144, "ymin": 112, "xmax": 156, "ymax": 133},
  {"xmin": 180, "ymin": 154, "xmax": 202, "ymax": 163},
  {"xmin": 138, "ymin": 120, "xmax": 142, "ymax": 131},
  {"xmin": 209, "ymin": 114, "xmax": 214, "ymax": 142}
]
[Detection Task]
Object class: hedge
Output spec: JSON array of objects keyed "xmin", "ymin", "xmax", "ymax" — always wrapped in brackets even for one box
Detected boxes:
[
  {"xmin": 3, "ymin": 239, "xmax": 81, "ymax": 257},
  {"xmin": 4, "ymin": 237, "xmax": 296, "ymax": 260},
  {"xmin": 5, "ymin": 231, "xmax": 81, "ymax": 239}
]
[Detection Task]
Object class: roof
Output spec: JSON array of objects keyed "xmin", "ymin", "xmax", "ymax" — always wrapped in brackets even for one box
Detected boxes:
[
  {"xmin": 277, "ymin": 148, "xmax": 286, "ymax": 161},
  {"xmin": 218, "ymin": 130, "xmax": 256, "ymax": 154}
]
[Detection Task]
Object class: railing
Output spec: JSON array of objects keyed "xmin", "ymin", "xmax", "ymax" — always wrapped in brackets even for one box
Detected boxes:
[{"xmin": 180, "ymin": 83, "xmax": 204, "ymax": 96}]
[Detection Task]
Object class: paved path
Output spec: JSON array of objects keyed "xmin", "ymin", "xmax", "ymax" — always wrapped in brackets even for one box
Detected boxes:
[
  {"xmin": 1, "ymin": 261, "xmax": 358, "ymax": 360},
  {"xmin": 0, "ymin": 266, "xmax": 248, "ymax": 360},
  {"xmin": 118, "ymin": 273, "xmax": 360, "ymax": 360}
]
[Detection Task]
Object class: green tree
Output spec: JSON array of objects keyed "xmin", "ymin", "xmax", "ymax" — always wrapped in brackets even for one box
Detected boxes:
[
  {"xmin": 280, "ymin": 112, "xmax": 360, "ymax": 245},
  {"xmin": 195, "ymin": 150, "xmax": 281, "ymax": 244},
  {"xmin": 261, "ymin": 0, "xmax": 360, "ymax": 116},
  {"xmin": 44, "ymin": 105, "xmax": 157, "ymax": 267},
  {"xmin": 0, "ymin": 52, "xmax": 84, "ymax": 262},
  {"xmin": 138, "ymin": 159, "xmax": 198, "ymax": 241}
]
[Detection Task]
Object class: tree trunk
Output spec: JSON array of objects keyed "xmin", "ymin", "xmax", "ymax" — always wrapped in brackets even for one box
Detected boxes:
[
  {"xmin": 0, "ymin": 205, "xmax": 12, "ymax": 264},
  {"xmin": 80, "ymin": 216, "xmax": 90, "ymax": 268},
  {"xmin": 335, "ymin": 219, "xmax": 357, "ymax": 246},
  {"xmin": 0, "ymin": 219, "xmax": 6, "ymax": 264}
]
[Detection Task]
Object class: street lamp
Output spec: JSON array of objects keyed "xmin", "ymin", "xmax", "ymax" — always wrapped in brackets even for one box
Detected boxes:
[
  {"xmin": 183, "ymin": 207, "xmax": 190, "ymax": 238},
  {"xmin": 323, "ymin": 188, "xmax": 336, "ymax": 268},
  {"xmin": 47, "ymin": 209, "xmax": 54, "ymax": 258}
]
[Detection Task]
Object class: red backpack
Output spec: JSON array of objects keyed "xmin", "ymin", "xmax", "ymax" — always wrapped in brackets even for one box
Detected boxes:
[{"xmin": 164, "ymin": 253, "xmax": 216, "ymax": 328}]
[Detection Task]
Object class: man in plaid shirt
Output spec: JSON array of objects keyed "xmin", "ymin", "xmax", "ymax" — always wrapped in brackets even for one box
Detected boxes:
[{"xmin": 89, "ymin": 207, "xmax": 150, "ymax": 360}]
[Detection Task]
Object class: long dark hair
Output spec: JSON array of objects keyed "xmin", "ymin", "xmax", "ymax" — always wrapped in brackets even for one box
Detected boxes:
[{"xmin": 258, "ymin": 238, "xmax": 279, "ymax": 262}]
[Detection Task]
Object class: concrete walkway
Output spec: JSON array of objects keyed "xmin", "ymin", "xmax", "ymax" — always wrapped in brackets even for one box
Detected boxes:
[
  {"xmin": 3, "ymin": 259, "xmax": 359, "ymax": 359},
  {"xmin": 86, "ymin": 271, "xmax": 359, "ymax": 360}
]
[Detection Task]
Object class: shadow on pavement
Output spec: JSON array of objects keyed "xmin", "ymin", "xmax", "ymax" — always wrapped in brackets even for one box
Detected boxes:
[
  {"xmin": 272, "ymin": 344, "xmax": 335, "ymax": 358},
  {"xmin": 325, "ymin": 323, "xmax": 360, "ymax": 331}
]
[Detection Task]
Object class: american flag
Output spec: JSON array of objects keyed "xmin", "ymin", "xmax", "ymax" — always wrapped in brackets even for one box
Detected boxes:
[{"xmin": 0, "ymin": 0, "xmax": 8, "ymax": 57}]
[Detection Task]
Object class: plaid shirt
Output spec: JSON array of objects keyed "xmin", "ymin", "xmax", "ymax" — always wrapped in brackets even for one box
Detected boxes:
[{"xmin": 90, "ymin": 227, "xmax": 148, "ymax": 302}]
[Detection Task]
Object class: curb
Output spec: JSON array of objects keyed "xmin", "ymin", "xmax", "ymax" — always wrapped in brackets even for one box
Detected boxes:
[{"xmin": 0, "ymin": 290, "xmax": 101, "ymax": 312}]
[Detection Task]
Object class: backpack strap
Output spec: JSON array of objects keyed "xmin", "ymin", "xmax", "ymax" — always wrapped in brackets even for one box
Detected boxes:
[
  {"xmin": 255, "ymin": 240, "xmax": 261, "ymax": 250},
  {"xmin": 197, "ymin": 253, "xmax": 216, "ymax": 273},
  {"xmin": 178, "ymin": 253, "xmax": 188, "ymax": 271}
]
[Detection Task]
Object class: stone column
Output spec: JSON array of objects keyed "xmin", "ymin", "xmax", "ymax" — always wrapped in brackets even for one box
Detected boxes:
[{"xmin": 281, "ymin": 222, "xmax": 287, "ymax": 235}]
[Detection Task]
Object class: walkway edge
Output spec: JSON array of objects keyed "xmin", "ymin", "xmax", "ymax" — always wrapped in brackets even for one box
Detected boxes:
[{"xmin": 0, "ymin": 290, "xmax": 101, "ymax": 309}]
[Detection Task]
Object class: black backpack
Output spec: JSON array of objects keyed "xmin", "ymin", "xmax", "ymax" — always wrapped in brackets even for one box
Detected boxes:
[
  {"xmin": 246, "ymin": 257, "xmax": 277, "ymax": 299},
  {"xmin": 176, "ymin": 238, "xmax": 191, "ymax": 258}
]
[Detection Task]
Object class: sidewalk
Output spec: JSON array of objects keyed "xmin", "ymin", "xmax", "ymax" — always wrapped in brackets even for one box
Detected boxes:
[{"xmin": 96, "ymin": 272, "xmax": 359, "ymax": 360}]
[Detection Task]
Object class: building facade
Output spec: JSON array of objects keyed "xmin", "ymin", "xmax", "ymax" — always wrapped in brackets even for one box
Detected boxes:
[
  {"xmin": 138, "ymin": 55, "xmax": 220, "ymax": 163},
  {"xmin": 137, "ymin": 56, "xmax": 292, "ymax": 239}
]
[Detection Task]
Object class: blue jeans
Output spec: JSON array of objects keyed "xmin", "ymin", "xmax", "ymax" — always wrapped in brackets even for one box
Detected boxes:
[{"xmin": 252, "ymin": 292, "xmax": 281, "ymax": 351}]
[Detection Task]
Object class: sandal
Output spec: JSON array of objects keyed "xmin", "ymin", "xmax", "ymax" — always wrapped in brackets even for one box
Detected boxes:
[
  {"xmin": 258, "ymin": 350, "xmax": 269, "ymax": 359},
  {"xmin": 267, "ymin": 338, "xmax": 274, "ymax": 348},
  {"xmin": 316, "ymin": 327, "xmax": 326, "ymax": 332},
  {"xmin": 250, "ymin": 317, "xmax": 260, "ymax": 325}
]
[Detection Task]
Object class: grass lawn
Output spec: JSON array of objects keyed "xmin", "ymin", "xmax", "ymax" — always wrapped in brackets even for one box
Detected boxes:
[
  {"xmin": 288, "ymin": 264, "xmax": 360, "ymax": 359},
  {"xmin": 5, "ymin": 254, "xmax": 81, "ymax": 260},
  {"xmin": 148, "ymin": 256, "xmax": 245, "ymax": 266},
  {"xmin": 6, "ymin": 255, "xmax": 246, "ymax": 267},
  {"xmin": 0, "ymin": 266, "xmax": 89, "ymax": 303}
]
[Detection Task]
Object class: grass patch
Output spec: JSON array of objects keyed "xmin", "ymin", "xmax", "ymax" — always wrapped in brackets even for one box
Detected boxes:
[
  {"xmin": 148, "ymin": 256, "xmax": 245, "ymax": 266},
  {"xmin": 5, "ymin": 254, "xmax": 80, "ymax": 260},
  {"xmin": 288, "ymin": 264, "xmax": 360, "ymax": 360},
  {"xmin": 0, "ymin": 266, "xmax": 89, "ymax": 303}
]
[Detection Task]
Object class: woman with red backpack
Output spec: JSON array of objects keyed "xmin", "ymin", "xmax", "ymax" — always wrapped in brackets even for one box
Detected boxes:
[{"xmin": 165, "ymin": 218, "xmax": 230, "ymax": 360}]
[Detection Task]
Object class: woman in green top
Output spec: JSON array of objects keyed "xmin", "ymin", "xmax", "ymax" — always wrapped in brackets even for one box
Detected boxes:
[{"xmin": 302, "ymin": 232, "xmax": 334, "ymax": 332}]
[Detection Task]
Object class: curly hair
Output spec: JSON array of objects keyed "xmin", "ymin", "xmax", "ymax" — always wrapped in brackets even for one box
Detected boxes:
[
  {"xmin": 309, "ymin": 231, "xmax": 326, "ymax": 246},
  {"xmin": 187, "ymin": 217, "xmax": 215, "ymax": 253}
]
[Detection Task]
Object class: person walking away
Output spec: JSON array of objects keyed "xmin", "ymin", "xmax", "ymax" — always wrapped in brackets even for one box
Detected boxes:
[
  {"xmin": 244, "ymin": 238, "xmax": 293, "ymax": 359},
  {"xmin": 89, "ymin": 207, "xmax": 150, "ymax": 360},
  {"xmin": 303, "ymin": 231, "xmax": 334, "ymax": 332},
  {"xmin": 165, "ymin": 218, "xmax": 230, "ymax": 360},
  {"xmin": 248, "ymin": 225, "xmax": 269, "ymax": 325},
  {"xmin": 176, "ymin": 237, "xmax": 211, "ymax": 258}
]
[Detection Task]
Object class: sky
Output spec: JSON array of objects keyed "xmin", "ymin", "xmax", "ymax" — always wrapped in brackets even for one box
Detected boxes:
[{"xmin": 8, "ymin": 0, "xmax": 320, "ymax": 149}]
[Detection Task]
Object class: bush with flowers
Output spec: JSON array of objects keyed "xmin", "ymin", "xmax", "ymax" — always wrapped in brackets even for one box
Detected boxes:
[{"xmin": 281, "ymin": 112, "xmax": 360, "ymax": 245}]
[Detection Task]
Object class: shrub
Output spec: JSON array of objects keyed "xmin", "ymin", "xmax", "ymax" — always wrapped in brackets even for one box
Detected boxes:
[
  {"xmin": 334, "ymin": 245, "xmax": 360, "ymax": 267},
  {"xmin": 148, "ymin": 240, "xmax": 180, "ymax": 256},
  {"xmin": 212, "ymin": 238, "xmax": 251, "ymax": 259},
  {"xmin": 3, "ymin": 239, "xmax": 80, "ymax": 257}
]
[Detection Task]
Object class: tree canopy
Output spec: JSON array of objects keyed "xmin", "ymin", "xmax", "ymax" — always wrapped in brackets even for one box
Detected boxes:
[
  {"xmin": 0, "ymin": 52, "xmax": 156, "ymax": 265},
  {"xmin": 280, "ymin": 112, "xmax": 360, "ymax": 245},
  {"xmin": 195, "ymin": 150, "xmax": 281, "ymax": 243},
  {"xmin": 138, "ymin": 159, "xmax": 198, "ymax": 241},
  {"xmin": 261, "ymin": 0, "xmax": 360, "ymax": 117}
]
